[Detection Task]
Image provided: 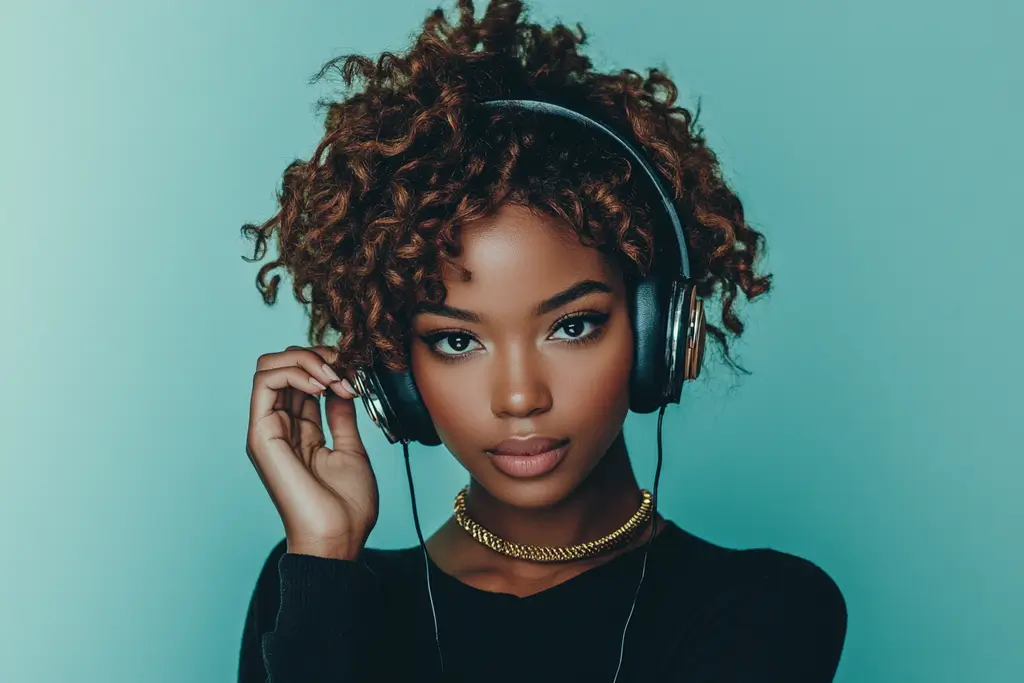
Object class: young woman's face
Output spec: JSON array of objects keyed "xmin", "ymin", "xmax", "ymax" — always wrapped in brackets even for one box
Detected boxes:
[{"xmin": 409, "ymin": 202, "xmax": 633, "ymax": 509}]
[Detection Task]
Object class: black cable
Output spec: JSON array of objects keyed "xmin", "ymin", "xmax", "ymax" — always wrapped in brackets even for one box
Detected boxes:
[
  {"xmin": 652, "ymin": 403, "xmax": 666, "ymax": 539},
  {"xmin": 611, "ymin": 403, "xmax": 666, "ymax": 683},
  {"xmin": 403, "ymin": 440, "xmax": 444, "ymax": 675}
]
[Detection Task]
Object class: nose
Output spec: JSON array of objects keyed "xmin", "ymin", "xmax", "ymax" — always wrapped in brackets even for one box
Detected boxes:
[{"xmin": 490, "ymin": 344, "xmax": 553, "ymax": 419}]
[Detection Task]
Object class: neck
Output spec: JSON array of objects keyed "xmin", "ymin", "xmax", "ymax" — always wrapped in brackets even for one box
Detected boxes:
[{"xmin": 462, "ymin": 432, "xmax": 644, "ymax": 550}]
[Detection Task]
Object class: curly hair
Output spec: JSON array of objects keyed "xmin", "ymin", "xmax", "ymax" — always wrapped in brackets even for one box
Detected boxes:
[{"xmin": 242, "ymin": 0, "xmax": 771, "ymax": 375}]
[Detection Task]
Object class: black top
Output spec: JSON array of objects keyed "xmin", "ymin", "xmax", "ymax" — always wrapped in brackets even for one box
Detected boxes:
[{"xmin": 238, "ymin": 521, "xmax": 847, "ymax": 682}]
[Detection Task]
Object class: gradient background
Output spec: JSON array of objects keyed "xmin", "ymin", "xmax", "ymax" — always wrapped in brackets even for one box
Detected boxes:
[{"xmin": 1, "ymin": 0, "xmax": 1020, "ymax": 681}]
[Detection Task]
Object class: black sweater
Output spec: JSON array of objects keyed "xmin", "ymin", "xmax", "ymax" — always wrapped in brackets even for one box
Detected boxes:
[{"xmin": 238, "ymin": 521, "xmax": 847, "ymax": 682}]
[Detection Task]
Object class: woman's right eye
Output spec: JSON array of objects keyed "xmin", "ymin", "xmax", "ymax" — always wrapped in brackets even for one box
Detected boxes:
[{"xmin": 425, "ymin": 332, "xmax": 482, "ymax": 358}]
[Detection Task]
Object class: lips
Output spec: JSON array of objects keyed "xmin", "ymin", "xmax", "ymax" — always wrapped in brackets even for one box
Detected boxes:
[
  {"xmin": 485, "ymin": 436, "xmax": 571, "ymax": 479},
  {"xmin": 487, "ymin": 436, "xmax": 568, "ymax": 456}
]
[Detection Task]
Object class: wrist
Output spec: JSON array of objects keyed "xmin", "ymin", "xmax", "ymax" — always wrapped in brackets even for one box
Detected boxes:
[{"xmin": 286, "ymin": 533, "xmax": 368, "ymax": 561}]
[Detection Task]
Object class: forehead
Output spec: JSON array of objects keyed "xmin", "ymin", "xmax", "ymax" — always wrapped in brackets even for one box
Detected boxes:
[{"xmin": 441, "ymin": 204, "xmax": 620, "ymax": 308}]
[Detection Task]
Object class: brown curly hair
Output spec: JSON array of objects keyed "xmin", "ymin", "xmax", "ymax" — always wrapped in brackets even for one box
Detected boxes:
[{"xmin": 242, "ymin": 0, "xmax": 771, "ymax": 375}]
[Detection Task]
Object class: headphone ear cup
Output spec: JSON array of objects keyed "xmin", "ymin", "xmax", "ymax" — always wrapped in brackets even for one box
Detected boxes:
[
  {"xmin": 375, "ymin": 366, "xmax": 442, "ymax": 446},
  {"xmin": 629, "ymin": 274, "xmax": 669, "ymax": 414},
  {"xmin": 353, "ymin": 363, "xmax": 441, "ymax": 446}
]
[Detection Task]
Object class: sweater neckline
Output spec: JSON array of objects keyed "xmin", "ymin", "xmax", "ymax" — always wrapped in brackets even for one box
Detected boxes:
[{"xmin": 420, "ymin": 520, "xmax": 682, "ymax": 604}]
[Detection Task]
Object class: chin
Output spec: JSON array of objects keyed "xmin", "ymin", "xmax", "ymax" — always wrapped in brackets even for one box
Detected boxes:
[
  {"xmin": 471, "ymin": 460, "xmax": 593, "ymax": 510},
  {"xmin": 486, "ymin": 480, "xmax": 573, "ymax": 510}
]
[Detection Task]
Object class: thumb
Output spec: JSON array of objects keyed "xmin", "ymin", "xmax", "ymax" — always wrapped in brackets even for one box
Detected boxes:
[{"xmin": 324, "ymin": 388, "xmax": 366, "ymax": 454}]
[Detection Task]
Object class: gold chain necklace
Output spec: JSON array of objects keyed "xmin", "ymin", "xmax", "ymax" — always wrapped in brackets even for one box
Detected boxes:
[{"xmin": 452, "ymin": 486, "xmax": 654, "ymax": 563}]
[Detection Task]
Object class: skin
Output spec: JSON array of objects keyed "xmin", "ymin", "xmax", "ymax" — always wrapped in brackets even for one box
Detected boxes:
[{"xmin": 411, "ymin": 203, "xmax": 662, "ymax": 597}]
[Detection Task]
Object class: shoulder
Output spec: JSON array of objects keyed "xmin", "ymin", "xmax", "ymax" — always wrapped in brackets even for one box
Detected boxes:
[
  {"xmin": 727, "ymin": 547, "xmax": 848, "ymax": 632},
  {"xmin": 653, "ymin": 524, "xmax": 848, "ymax": 666},
  {"xmin": 658, "ymin": 522, "xmax": 846, "ymax": 619}
]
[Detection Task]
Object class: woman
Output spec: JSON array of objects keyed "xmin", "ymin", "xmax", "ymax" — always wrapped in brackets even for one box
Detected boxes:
[{"xmin": 237, "ymin": 1, "xmax": 847, "ymax": 681}]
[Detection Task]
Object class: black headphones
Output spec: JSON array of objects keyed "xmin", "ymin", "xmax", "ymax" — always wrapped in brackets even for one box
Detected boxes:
[{"xmin": 352, "ymin": 99, "xmax": 707, "ymax": 447}]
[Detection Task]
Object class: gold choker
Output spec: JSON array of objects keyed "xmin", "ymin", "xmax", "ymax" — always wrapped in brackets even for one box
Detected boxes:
[{"xmin": 452, "ymin": 486, "xmax": 654, "ymax": 563}]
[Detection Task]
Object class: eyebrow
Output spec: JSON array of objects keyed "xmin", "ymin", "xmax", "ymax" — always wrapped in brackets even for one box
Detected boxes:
[{"xmin": 414, "ymin": 279, "xmax": 613, "ymax": 323}]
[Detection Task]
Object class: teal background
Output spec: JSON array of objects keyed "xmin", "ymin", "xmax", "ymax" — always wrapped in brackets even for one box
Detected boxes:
[{"xmin": 1, "ymin": 0, "xmax": 1020, "ymax": 681}]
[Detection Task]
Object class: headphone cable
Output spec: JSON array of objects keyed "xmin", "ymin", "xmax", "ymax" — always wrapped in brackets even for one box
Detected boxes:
[
  {"xmin": 404, "ymin": 441, "xmax": 445, "ymax": 676},
  {"xmin": 611, "ymin": 403, "xmax": 666, "ymax": 683}
]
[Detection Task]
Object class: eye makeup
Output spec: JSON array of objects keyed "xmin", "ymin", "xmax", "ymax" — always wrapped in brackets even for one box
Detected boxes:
[{"xmin": 417, "ymin": 309, "xmax": 612, "ymax": 363}]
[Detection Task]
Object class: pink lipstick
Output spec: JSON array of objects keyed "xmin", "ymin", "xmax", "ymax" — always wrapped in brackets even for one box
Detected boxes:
[{"xmin": 486, "ymin": 436, "xmax": 570, "ymax": 478}]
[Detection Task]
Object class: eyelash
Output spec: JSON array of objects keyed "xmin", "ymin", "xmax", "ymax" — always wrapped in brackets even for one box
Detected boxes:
[{"xmin": 419, "ymin": 310, "xmax": 611, "ymax": 364}]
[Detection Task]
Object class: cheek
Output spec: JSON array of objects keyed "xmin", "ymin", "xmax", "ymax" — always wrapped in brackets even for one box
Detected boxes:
[{"xmin": 555, "ymin": 324, "xmax": 633, "ymax": 426}]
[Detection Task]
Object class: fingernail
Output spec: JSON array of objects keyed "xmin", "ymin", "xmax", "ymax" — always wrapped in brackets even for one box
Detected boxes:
[
  {"xmin": 322, "ymin": 364, "xmax": 341, "ymax": 382},
  {"xmin": 340, "ymin": 378, "xmax": 356, "ymax": 396},
  {"xmin": 310, "ymin": 377, "xmax": 328, "ymax": 391}
]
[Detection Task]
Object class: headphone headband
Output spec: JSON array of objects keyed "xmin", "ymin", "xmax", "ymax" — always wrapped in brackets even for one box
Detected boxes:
[{"xmin": 480, "ymin": 98, "xmax": 692, "ymax": 280}]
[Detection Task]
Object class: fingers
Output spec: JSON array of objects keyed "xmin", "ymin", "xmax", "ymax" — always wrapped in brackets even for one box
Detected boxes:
[
  {"xmin": 297, "ymin": 385, "xmax": 323, "ymax": 425},
  {"xmin": 255, "ymin": 346, "xmax": 356, "ymax": 399},
  {"xmin": 250, "ymin": 365, "xmax": 334, "ymax": 426},
  {"xmin": 249, "ymin": 345, "xmax": 366, "ymax": 457}
]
